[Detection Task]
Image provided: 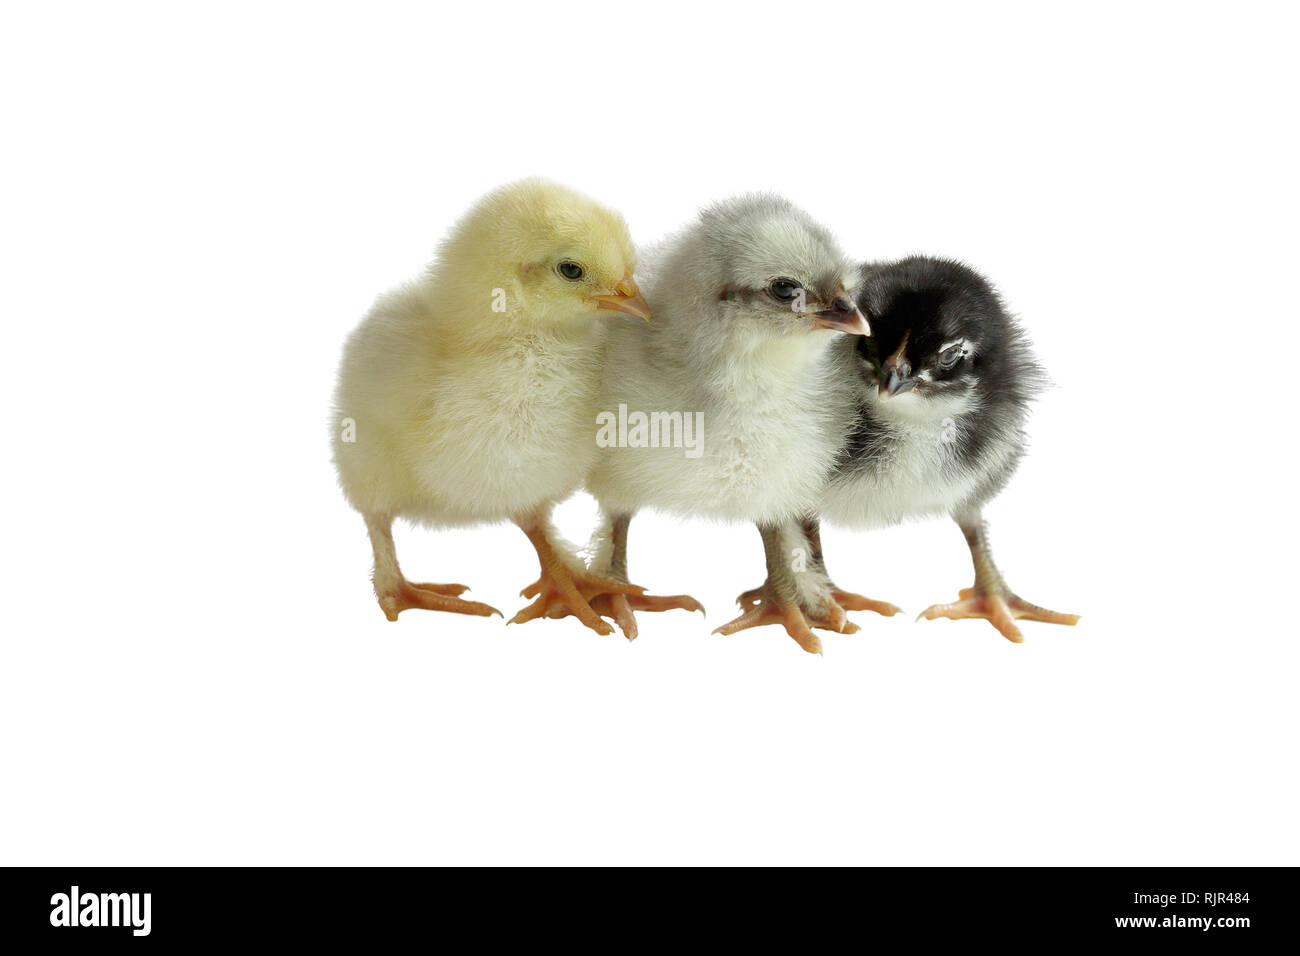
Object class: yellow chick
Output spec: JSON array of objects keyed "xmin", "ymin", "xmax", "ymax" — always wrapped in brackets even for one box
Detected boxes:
[{"xmin": 331, "ymin": 179, "xmax": 651, "ymax": 633}]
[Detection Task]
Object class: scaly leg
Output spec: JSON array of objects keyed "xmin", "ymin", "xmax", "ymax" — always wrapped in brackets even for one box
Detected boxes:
[
  {"xmin": 365, "ymin": 514, "xmax": 501, "ymax": 621},
  {"xmin": 918, "ymin": 515, "xmax": 1079, "ymax": 643},
  {"xmin": 587, "ymin": 512, "xmax": 705, "ymax": 640},
  {"xmin": 734, "ymin": 517, "xmax": 901, "ymax": 619},
  {"xmin": 531, "ymin": 512, "xmax": 704, "ymax": 640},
  {"xmin": 509, "ymin": 508, "xmax": 646, "ymax": 637},
  {"xmin": 801, "ymin": 517, "xmax": 902, "ymax": 618},
  {"xmin": 716, "ymin": 522, "xmax": 857, "ymax": 655}
]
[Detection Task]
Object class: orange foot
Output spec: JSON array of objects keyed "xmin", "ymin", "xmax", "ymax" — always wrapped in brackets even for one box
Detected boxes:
[
  {"xmin": 579, "ymin": 591, "xmax": 705, "ymax": 641},
  {"xmin": 531, "ymin": 584, "xmax": 704, "ymax": 640},
  {"xmin": 717, "ymin": 585, "xmax": 857, "ymax": 655},
  {"xmin": 736, "ymin": 584, "xmax": 901, "ymax": 619},
  {"xmin": 918, "ymin": 587, "xmax": 1079, "ymax": 643},
  {"xmin": 829, "ymin": 587, "xmax": 903, "ymax": 618},
  {"xmin": 510, "ymin": 566, "xmax": 646, "ymax": 637},
  {"xmin": 378, "ymin": 580, "xmax": 501, "ymax": 621}
]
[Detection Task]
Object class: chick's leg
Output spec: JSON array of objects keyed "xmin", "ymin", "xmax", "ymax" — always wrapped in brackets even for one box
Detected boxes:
[
  {"xmin": 365, "ymin": 515, "xmax": 501, "ymax": 621},
  {"xmin": 918, "ymin": 515, "xmax": 1080, "ymax": 643},
  {"xmin": 716, "ymin": 522, "xmax": 857, "ymax": 655},
  {"xmin": 521, "ymin": 512, "xmax": 704, "ymax": 640},
  {"xmin": 733, "ymin": 518, "xmax": 902, "ymax": 619},
  {"xmin": 801, "ymin": 517, "xmax": 903, "ymax": 617},
  {"xmin": 509, "ymin": 509, "xmax": 646, "ymax": 637},
  {"xmin": 577, "ymin": 512, "xmax": 705, "ymax": 640}
]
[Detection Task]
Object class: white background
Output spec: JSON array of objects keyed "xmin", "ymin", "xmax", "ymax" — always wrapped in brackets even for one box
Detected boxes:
[{"xmin": 2, "ymin": 1, "xmax": 1296, "ymax": 865}]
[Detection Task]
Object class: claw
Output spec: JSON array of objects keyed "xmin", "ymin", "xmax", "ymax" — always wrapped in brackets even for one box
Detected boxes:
[{"xmin": 598, "ymin": 593, "xmax": 640, "ymax": 640}]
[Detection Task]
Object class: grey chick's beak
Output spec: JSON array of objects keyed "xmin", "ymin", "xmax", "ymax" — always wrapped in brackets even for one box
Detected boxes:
[
  {"xmin": 592, "ymin": 274, "xmax": 651, "ymax": 321},
  {"xmin": 813, "ymin": 291, "xmax": 871, "ymax": 336},
  {"xmin": 878, "ymin": 367, "xmax": 917, "ymax": 399}
]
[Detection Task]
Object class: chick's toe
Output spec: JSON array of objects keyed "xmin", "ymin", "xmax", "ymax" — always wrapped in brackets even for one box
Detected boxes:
[
  {"xmin": 378, "ymin": 580, "xmax": 501, "ymax": 622},
  {"xmin": 587, "ymin": 591, "xmax": 706, "ymax": 641},
  {"xmin": 830, "ymin": 588, "xmax": 903, "ymax": 618},
  {"xmin": 917, "ymin": 518, "xmax": 1079, "ymax": 643},
  {"xmin": 918, "ymin": 588, "xmax": 1080, "ymax": 644},
  {"xmin": 510, "ymin": 521, "xmax": 645, "ymax": 636},
  {"xmin": 735, "ymin": 584, "xmax": 900, "ymax": 620},
  {"xmin": 714, "ymin": 587, "xmax": 848, "ymax": 655}
]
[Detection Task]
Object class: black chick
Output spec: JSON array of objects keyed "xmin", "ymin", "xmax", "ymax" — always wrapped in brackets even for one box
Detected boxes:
[{"xmin": 808, "ymin": 255, "xmax": 1079, "ymax": 642}]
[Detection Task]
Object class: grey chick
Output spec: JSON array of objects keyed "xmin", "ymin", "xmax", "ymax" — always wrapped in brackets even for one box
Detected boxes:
[
  {"xmin": 802, "ymin": 255, "xmax": 1079, "ymax": 642},
  {"xmin": 578, "ymin": 195, "xmax": 872, "ymax": 653}
]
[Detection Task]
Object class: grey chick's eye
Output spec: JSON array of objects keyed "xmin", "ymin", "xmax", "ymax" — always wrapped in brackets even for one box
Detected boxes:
[
  {"xmin": 769, "ymin": 278, "xmax": 802, "ymax": 302},
  {"xmin": 557, "ymin": 260, "xmax": 585, "ymax": 281},
  {"xmin": 938, "ymin": 345, "xmax": 964, "ymax": 368}
]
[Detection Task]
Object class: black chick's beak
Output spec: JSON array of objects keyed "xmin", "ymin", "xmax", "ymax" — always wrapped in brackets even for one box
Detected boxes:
[
  {"xmin": 814, "ymin": 292, "xmax": 871, "ymax": 336},
  {"xmin": 878, "ymin": 367, "xmax": 916, "ymax": 399}
]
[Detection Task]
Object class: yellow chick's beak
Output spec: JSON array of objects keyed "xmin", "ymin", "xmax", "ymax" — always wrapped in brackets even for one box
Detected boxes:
[{"xmin": 592, "ymin": 274, "xmax": 651, "ymax": 321}]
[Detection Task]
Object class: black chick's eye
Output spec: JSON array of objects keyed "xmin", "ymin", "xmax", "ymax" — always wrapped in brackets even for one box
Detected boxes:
[
  {"xmin": 769, "ymin": 278, "xmax": 802, "ymax": 302},
  {"xmin": 557, "ymin": 260, "xmax": 585, "ymax": 281},
  {"xmin": 938, "ymin": 345, "xmax": 964, "ymax": 369}
]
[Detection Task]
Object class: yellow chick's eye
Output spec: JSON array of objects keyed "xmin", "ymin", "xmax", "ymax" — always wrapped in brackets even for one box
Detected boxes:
[{"xmin": 557, "ymin": 260, "xmax": 585, "ymax": 281}]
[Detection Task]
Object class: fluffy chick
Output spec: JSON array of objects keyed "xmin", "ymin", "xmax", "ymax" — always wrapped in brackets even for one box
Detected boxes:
[
  {"xmin": 331, "ymin": 178, "xmax": 651, "ymax": 634},
  {"xmin": 808, "ymin": 256, "xmax": 1079, "ymax": 642},
  {"xmin": 579, "ymin": 195, "xmax": 871, "ymax": 651}
]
